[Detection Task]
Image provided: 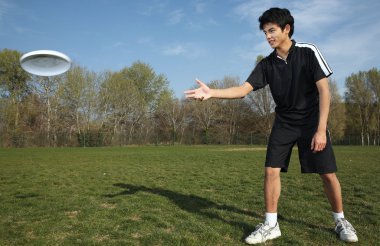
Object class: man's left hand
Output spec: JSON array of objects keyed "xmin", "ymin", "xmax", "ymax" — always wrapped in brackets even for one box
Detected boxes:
[{"xmin": 311, "ymin": 130, "xmax": 327, "ymax": 153}]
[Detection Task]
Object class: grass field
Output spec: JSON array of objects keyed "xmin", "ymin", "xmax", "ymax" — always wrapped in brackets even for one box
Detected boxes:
[{"xmin": 0, "ymin": 145, "xmax": 379, "ymax": 245}]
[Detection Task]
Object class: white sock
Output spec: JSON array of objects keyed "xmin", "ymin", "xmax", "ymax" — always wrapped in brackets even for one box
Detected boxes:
[
  {"xmin": 332, "ymin": 211, "xmax": 344, "ymax": 223},
  {"xmin": 265, "ymin": 212, "xmax": 277, "ymax": 227}
]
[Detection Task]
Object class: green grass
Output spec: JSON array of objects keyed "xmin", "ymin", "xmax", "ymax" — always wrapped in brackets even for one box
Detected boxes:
[{"xmin": 0, "ymin": 145, "xmax": 379, "ymax": 245}]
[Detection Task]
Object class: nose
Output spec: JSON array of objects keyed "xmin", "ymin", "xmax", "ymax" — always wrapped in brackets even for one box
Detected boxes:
[{"xmin": 265, "ymin": 32, "xmax": 271, "ymax": 40}]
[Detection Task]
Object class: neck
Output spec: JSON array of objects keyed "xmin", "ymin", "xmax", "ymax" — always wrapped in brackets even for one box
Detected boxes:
[{"xmin": 276, "ymin": 39, "xmax": 293, "ymax": 59}]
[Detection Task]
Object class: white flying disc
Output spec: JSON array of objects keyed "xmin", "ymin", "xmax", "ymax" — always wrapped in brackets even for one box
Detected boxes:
[{"xmin": 20, "ymin": 50, "xmax": 71, "ymax": 76}]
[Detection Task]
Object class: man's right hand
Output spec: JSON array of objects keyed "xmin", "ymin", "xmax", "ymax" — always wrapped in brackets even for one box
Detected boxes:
[{"xmin": 184, "ymin": 79, "xmax": 212, "ymax": 101}]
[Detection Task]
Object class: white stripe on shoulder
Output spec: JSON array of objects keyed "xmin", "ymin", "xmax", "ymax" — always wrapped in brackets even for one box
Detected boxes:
[{"xmin": 295, "ymin": 42, "xmax": 333, "ymax": 76}]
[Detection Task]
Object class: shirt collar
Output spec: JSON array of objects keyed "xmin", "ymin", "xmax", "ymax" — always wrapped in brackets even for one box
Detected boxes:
[{"xmin": 270, "ymin": 39, "xmax": 296, "ymax": 60}]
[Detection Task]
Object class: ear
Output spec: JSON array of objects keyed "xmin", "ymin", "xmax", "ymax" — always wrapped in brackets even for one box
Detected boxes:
[{"xmin": 284, "ymin": 24, "xmax": 291, "ymax": 35}]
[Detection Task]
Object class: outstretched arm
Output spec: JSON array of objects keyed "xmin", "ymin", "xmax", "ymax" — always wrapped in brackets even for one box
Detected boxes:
[{"xmin": 184, "ymin": 79, "xmax": 253, "ymax": 101}]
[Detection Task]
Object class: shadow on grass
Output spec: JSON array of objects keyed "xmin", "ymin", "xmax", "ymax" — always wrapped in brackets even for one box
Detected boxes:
[
  {"xmin": 105, "ymin": 183, "xmax": 260, "ymax": 239},
  {"xmin": 14, "ymin": 193, "xmax": 39, "ymax": 199},
  {"xmin": 278, "ymin": 214, "xmax": 333, "ymax": 234},
  {"xmin": 105, "ymin": 183, "xmax": 334, "ymax": 241}
]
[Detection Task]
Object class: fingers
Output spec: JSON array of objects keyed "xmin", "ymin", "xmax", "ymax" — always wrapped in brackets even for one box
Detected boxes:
[
  {"xmin": 184, "ymin": 89, "xmax": 201, "ymax": 100},
  {"xmin": 316, "ymin": 143, "xmax": 326, "ymax": 152},
  {"xmin": 184, "ymin": 79, "xmax": 203, "ymax": 99},
  {"xmin": 186, "ymin": 94, "xmax": 205, "ymax": 101},
  {"xmin": 184, "ymin": 78, "xmax": 207, "ymax": 100},
  {"xmin": 311, "ymin": 138, "xmax": 326, "ymax": 153},
  {"xmin": 184, "ymin": 89, "xmax": 195, "ymax": 96},
  {"xmin": 195, "ymin": 78, "xmax": 205, "ymax": 86}
]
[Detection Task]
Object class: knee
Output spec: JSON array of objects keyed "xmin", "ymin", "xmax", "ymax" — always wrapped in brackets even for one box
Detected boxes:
[
  {"xmin": 265, "ymin": 167, "xmax": 281, "ymax": 180},
  {"xmin": 320, "ymin": 172, "xmax": 337, "ymax": 184}
]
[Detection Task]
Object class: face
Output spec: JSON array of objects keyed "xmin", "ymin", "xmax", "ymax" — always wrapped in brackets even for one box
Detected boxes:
[{"xmin": 262, "ymin": 22, "xmax": 290, "ymax": 49}]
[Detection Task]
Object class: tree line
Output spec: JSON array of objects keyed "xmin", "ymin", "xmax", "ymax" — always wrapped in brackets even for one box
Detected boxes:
[{"xmin": 0, "ymin": 49, "xmax": 379, "ymax": 147}]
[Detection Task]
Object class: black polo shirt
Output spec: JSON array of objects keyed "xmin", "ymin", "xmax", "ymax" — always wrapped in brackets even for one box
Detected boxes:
[{"xmin": 246, "ymin": 40, "xmax": 333, "ymax": 125}]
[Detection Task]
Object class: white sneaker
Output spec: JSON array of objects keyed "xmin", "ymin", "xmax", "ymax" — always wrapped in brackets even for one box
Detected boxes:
[
  {"xmin": 334, "ymin": 218, "xmax": 358, "ymax": 243},
  {"xmin": 245, "ymin": 222, "xmax": 281, "ymax": 244}
]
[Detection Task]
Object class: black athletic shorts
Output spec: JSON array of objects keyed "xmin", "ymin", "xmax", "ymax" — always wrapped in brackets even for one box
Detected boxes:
[{"xmin": 265, "ymin": 121, "xmax": 337, "ymax": 174}]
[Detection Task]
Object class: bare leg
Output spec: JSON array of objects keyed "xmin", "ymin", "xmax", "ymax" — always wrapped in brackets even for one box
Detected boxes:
[
  {"xmin": 245, "ymin": 169, "xmax": 283, "ymax": 244},
  {"xmin": 320, "ymin": 172, "xmax": 343, "ymax": 213},
  {"xmin": 264, "ymin": 167, "xmax": 282, "ymax": 213}
]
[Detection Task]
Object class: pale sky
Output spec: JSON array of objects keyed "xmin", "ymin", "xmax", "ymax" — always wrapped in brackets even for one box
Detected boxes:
[{"xmin": 1, "ymin": 0, "xmax": 379, "ymax": 97}]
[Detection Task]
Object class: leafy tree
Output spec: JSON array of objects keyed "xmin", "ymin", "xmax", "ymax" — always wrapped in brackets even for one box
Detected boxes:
[
  {"xmin": 31, "ymin": 75, "xmax": 63, "ymax": 146},
  {"xmin": 328, "ymin": 79, "xmax": 346, "ymax": 141},
  {"xmin": 215, "ymin": 76, "xmax": 248, "ymax": 144},
  {"xmin": 0, "ymin": 49, "xmax": 30, "ymax": 136},
  {"xmin": 155, "ymin": 90, "xmax": 186, "ymax": 144},
  {"xmin": 120, "ymin": 61, "xmax": 170, "ymax": 113},
  {"xmin": 367, "ymin": 68, "xmax": 380, "ymax": 144},
  {"xmin": 245, "ymin": 55, "xmax": 275, "ymax": 141},
  {"xmin": 99, "ymin": 62, "xmax": 170, "ymax": 145},
  {"xmin": 345, "ymin": 70, "xmax": 374, "ymax": 145},
  {"xmin": 186, "ymin": 80, "xmax": 220, "ymax": 144},
  {"xmin": 56, "ymin": 65, "xmax": 99, "ymax": 146}
]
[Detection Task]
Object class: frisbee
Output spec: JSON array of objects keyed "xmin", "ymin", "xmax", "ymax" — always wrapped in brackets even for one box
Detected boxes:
[{"xmin": 20, "ymin": 50, "xmax": 71, "ymax": 76}]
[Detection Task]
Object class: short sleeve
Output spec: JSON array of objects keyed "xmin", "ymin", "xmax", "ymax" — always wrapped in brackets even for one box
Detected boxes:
[
  {"xmin": 310, "ymin": 45, "xmax": 333, "ymax": 82},
  {"xmin": 246, "ymin": 60, "xmax": 268, "ymax": 91}
]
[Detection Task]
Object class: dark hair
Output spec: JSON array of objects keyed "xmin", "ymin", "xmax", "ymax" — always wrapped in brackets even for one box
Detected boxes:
[{"xmin": 259, "ymin": 8, "xmax": 294, "ymax": 38}]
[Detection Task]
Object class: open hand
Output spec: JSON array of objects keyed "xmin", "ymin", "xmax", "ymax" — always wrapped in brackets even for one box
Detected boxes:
[{"xmin": 184, "ymin": 79, "xmax": 211, "ymax": 101}]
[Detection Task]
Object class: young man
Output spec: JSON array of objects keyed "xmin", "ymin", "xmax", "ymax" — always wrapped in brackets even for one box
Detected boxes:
[{"xmin": 184, "ymin": 7, "xmax": 358, "ymax": 244}]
